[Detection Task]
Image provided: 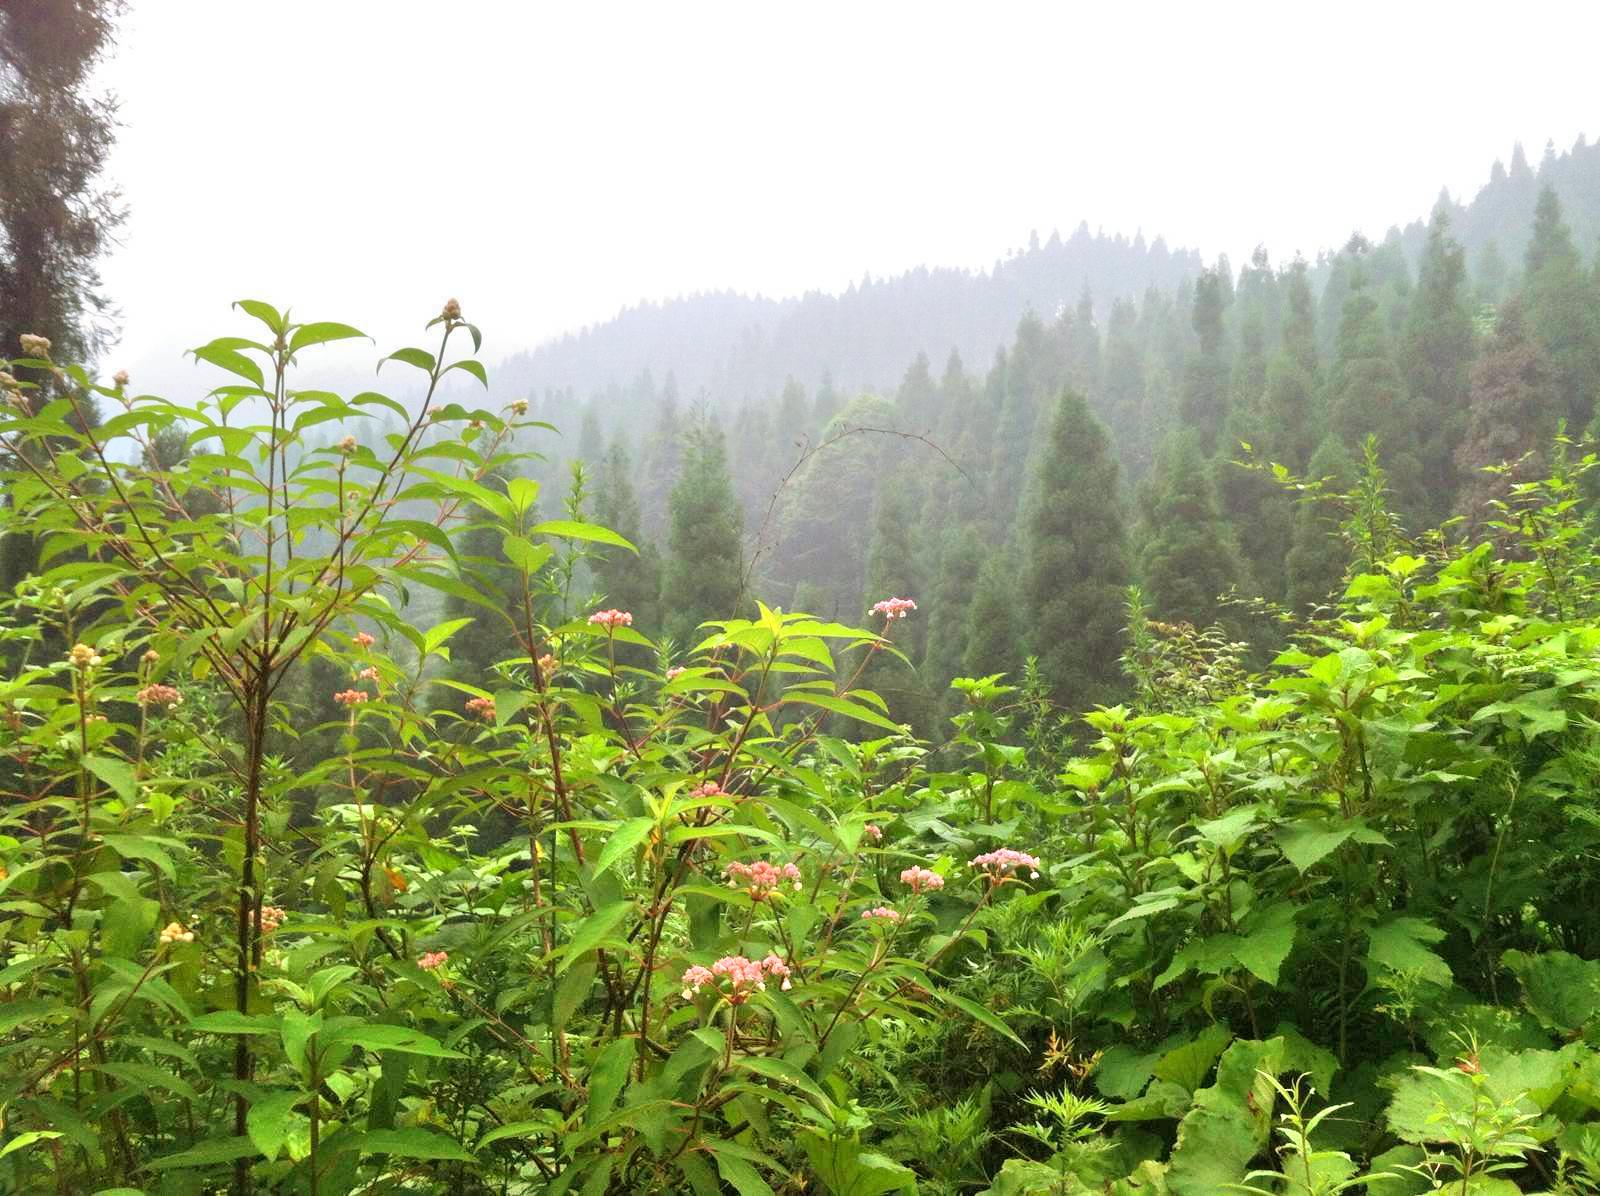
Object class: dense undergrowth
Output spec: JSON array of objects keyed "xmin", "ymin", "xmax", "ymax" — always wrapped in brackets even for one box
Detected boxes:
[{"xmin": 4, "ymin": 306, "xmax": 1600, "ymax": 1195}]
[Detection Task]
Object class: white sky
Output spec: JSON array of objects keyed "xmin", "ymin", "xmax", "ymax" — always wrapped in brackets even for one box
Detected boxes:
[{"xmin": 97, "ymin": 0, "xmax": 1599, "ymax": 392}]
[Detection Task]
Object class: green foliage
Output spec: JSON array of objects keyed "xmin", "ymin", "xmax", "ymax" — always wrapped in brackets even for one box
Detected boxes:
[
  {"xmin": 1023, "ymin": 389, "xmax": 1130, "ymax": 709},
  {"xmin": 661, "ymin": 415, "xmax": 744, "ymax": 644},
  {"xmin": 12, "ymin": 281, "xmax": 1600, "ymax": 1195}
]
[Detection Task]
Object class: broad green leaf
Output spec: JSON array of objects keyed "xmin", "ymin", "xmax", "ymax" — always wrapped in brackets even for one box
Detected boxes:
[
  {"xmin": 712, "ymin": 1151, "xmax": 775, "ymax": 1196},
  {"xmin": 1231, "ymin": 904, "xmax": 1297, "ymax": 986},
  {"xmin": 246, "ymin": 1090, "xmax": 302, "ymax": 1162},
  {"xmin": 592, "ymin": 818, "xmax": 655, "ymax": 880},
  {"xmin": 84, "ymin": 754, "xmax": 137, "ymax": 803},
  {"xmin": 585, "ymin": 1038, "xmax": 635, "ymax": 1125},
  {"xmin": 145, "ymin": 1136, "xmax": 260, "ymax": 1170},
  {"xmin": 361, "ymin": 1128, "xmax": 474, "ymax": 1161},
  {"xmin": 926, "ymin": 987, "xmax": 1025, "ymax": 1047},
  {"xmin": 732, "ymin": 1055, "xmax": 829, "ymax": 1105},
  {"xmin": 529, "ymin": 519, "xmax": 636, "ymax": 551},
  {"xmin": 288, "ymin": 322, "xmax": 367, "ymax": 353},
  {"xmin": 326, "ymin": 1024, "xmax": 465, "ymax": 1059},
  {"xmin": 1368, "ymin": 917, "xmax": 1452, "ymax": 990},
  {"xmin": 557, "ymin": 901, "xmax": 634, "ymax": 973},
  {"xmin": 780, "ymin": 691, "xmax": 903, "ymax": 732}
]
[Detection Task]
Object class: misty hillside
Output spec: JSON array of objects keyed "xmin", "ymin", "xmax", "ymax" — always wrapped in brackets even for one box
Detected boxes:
[
  {"xmin": 500, "ymin": 137, "xmax": 1600, "ymax": 421},
  {"xmin": 495, "ymin": 225, "xmax": 1202, "ymax": 405}
]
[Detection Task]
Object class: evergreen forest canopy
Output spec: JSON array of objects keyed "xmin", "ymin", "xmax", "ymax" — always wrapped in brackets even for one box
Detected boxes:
[
  {"xmin": 491, "ymin": 134, "xmax": 1600, "ymax": 734},
  {"xmin": 16, "ymin": 5, "xmax": 1600, "ymax": 1191}
]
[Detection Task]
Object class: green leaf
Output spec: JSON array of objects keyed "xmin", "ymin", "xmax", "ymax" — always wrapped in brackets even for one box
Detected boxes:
[
  {"xmin": 1368, "ymin": 917, "xmax": 1452, "ymax": 990},
  {"xmin": 190, "ymin": 342, "xmax": 265, "ymax": 390},
  {"xmin": 1503, "ymin": 950, "xmax": 1600, "ymax": 1033},
  {"xmin": 0, "ymin": 1131, "xmax": 61, "ymax": 1159},
  {"xmin": 423, "ymin": 618, "xmax": 476, "ymax": 655},
  {"xmin": 1231, "ymin": 905, "xmax": 1297, "ymax": 986},
  {"xmin": 326, "ymin": 1023, "xmax": 466, "ymax": 1059},
  {"xmin": 732, "ymin": 1056, "xmax": 830, "ymax": 1106},
  {"xmin": 380, "ymin": 347, "xmax": 436, "ymax": 375},
  {"xmin": 189, "ymin": 1011, "xmax": 279, "ymax": 1035},
  {"xmin": 593, "ymin": 818, "xmax": 655, "ymax": 880},
  {"xmin": 233, "ymin": 299, "xmax": 285, "ymax": 334},
  {"xmin": 444, "ymin": 359, "xmax": 488, "ymax": 387},
  {"xmin": 84, "ymin": 754, "xmax": 137, "ymax": 803},
  {"xmin": 780, "ymin": 691, "xmax": 903, "ymax": 732},
  {"xmin": 1153, "ymin": 1024, "xmax": 1233, "ymax": 1093},
  {"xmin": 100, "ymin": 834, "xmax": 176, "ymax": 880},
  {"xmin": 501, "ymin": 534, "xmax": 554, "ymax": 574},
  {"xmin": 361, "ymin": 1128, "xmax": 474, "ymax": 1161},
  {"xmin": 529, "ymin": 519, "xmax": 636, "ymax": 551},
  {"xmin": 926, "ymin": 986, "xmax": 1026, "ymax": 1047},
  {"xmin": 479, "ymin": 1118, "xmax": 557, "ymax": 1147},
  {"xmin": 101, "ymin": 897, "xmax": 159, "ymax": 960},
  {"xmin": 585, "ymin": 1038, "xmax": 635, "ymax": 1125},
  {"xmin": 1275, "ymin": 819, "xmax": 1355, "ymax": 872},
  {"xmin": 288, "ymin": 322, "xmax": 367, "ymax": 354},
  {"xmin": 506, "ymin": 476, "xmax": 539, "ymax": 515},
  {"xmin": 246, "ymin": 1090, "xmax": 302, "ymax": 1162},
  {"xmin": 144, "ymin": 1136, "xmax": 260, "ymax": 1171},
  {"xmin": 558, "ymin": 901, "xmax": 634, "ymax": 973},
  {"xmin": 712, "ymin": 1151, "xmax": 775, "ymax": 1196}
]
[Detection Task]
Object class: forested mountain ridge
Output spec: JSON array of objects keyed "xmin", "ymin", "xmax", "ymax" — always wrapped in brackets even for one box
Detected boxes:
[{"xmin": 494, "ymin": 224, "xmax": 1202, "ymax": 404}]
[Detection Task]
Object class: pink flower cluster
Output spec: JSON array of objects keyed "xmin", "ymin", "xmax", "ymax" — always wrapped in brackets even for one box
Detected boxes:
[
  {"xmin": 725, "ymin": 859, "xmax": 803, "ymax": 900},
  {"xmin": 465, "ymin": 696, "xmax": 496, "ymax": 721},
  {"xmin": 333, "ymin": 689, "xmax": 370, "ymax": 706},
  {"xmin": 971, "ymin": 848, "xmax": 1042, "ymax": 879},
  {"xmin": 681, "ymin": 953, "xmax": 793, "ymax": 1003},
  {"xmin": 418, "ymin": 950, "xmax": 449, "ymax": 971},
  {"xmin": 900, "ymin": 866, "xmax": 945, "ymax": 893},
  {"xmin": 665, "ymin": 666, "xmax": 686, "ymax": 681},
  {"xmin": 870, "ymin": 597, "xmax": 918, "ymax": 621},
  {"xmin": 260, "ymin": 906, "xmax": 286, "ymax": 933},
  {"xmin": 861, "ymin": 906, "xmax": 902, "ymax": 923},
  {"xmin": 865, "ymin": 823, "xmax": 883, "ymax": 842},
  {"xmin": 355, "ymin": 666, "xmax": 380, "ymax": 683},
  {"xmin": 353, "ymin": 632, "xmax": 375, "ymax": 649},
  {"xmin": 690, "ymin": 780, "xmax": 724, "ymax": 798},
  {"xmin": 588, "ymin": 609, "xmax": 633, "ymax": 629},
  {"xmin": 136, "ymin": 683, "xmax": 181, "ymax": 708}
]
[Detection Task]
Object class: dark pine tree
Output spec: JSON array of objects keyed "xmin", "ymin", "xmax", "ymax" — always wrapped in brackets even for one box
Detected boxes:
[
  {"xmin": 1022, "ymin": 389, "xmax": 1130, "ymax": 709},
  {"xmin": 1137, "ymin": 431, "xmax": 1247, "ymax": 630},
  {"xmin": 1180, "ymin": 266, "xmax": 1231, "ymax": 453},
  {"xmin": 1523, "ymin": 187, "xmax": 1600, "ymax": 429},
  {"xmin": 1454, "ymin": 297, "xmax": 1561, "ymax": 520},
  {"xmin": 1401, "ymin": 209, "xmax": 1477, "ymax": 526},
  {"xmin": 592, "ymin": 437, "xmax": 661, "ymax": 634},
  {"xmin": 661, "ymin": 417, "xmax": 744, "ymax": 646}
]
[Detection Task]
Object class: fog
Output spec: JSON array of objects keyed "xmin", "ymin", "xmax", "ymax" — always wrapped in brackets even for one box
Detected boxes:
[{"xmin": 98, "ymin": 0, "xmax": 1597, "ymax": 391}]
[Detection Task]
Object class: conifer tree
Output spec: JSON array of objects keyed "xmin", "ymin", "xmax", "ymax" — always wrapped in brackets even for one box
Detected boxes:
[
  {"xmin": 922, "ymin": 523, "xmax": 985, "ymax": 699},
  {"xmin": 963, "ymin": 544, "xmax": 1023, "ymax": 683},
  {"xmin": 1285, "ymin": 436, "xmax": 1357, "ymax": 611},
  {"xmin": 1326, "ymin": 271, "xmax": 1426, "ymax": 519},
  {"xmin": 1022, "ymin": 389, "xmax": 1130, "ymax": 707},
  {"xmin": 1523, "ymin": 187, "xmax": 1600, "ymax": 427},
  {"xmin": 0, "ymin": 0, "xmax": 124, "ymax": 364},
  {"xmin": 592, "ymin": 438, "xmax": 660, "ymax": 631},
  {"xmin": 1454, "ymin": 297, "xmax": 1560, "ymax": 519},
  {"xmin": 1401, "ymin": 210, "xmax": 1476, "ymax": 523},
  {"xmin": 896, "ymin": 353, "xmax": 937, "ymax": 427},
  {"xmin": 859, "ymin": 475, "xmax": 932, "ymax": 729},
  {"xmin": 638, "ymin": 374, "xmax": 682, "ymax": 538},
  {"xmin": 661, "ymin": 418, "xmax": 744, "ymax": 646},
  {"xmin": 1137, "ymin": 431, "xmax": 1247, "ymax": 629},
  {"xmin": 1180, "ymin": 266, "xmax": 1231, "ymax": 453}
]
